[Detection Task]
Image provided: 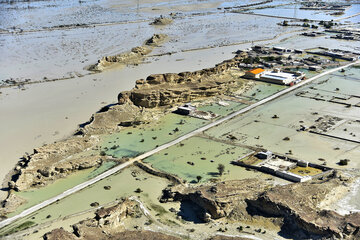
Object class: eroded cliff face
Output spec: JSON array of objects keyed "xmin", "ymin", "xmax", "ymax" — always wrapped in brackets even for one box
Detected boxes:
[
  {"xmin": 81, "ymin": 102, "xmax": 143, "ymax": 135},
  {"xmin": 160, "ymin": 178, "xmax": 270, "ymax": 220},
  {"xmin": 3, "ymin": 102, "xmax": 152, "ymax": 203},
  {"xmin": 118, "ymin": 53, "xmax": 248, "ymax": 108},
  {"xmin": 72, "ymin": 199, "xmax": 141, "ymax": 239},
  {"xmin": 160, "ymin": 173, "xmax": 360, "ymax": 239},
  {"xmin": 2, "ymin": 51, "xmax": 248, "ymax": 217},
  {"xmin": 43, "ymin": 198, "xmax": 181, "ymax": 240},
  {"xmin": 5, "ymin": 53, "xmax": 247, "ymax": 194},
  {"xmin": 247, "ymin": 174, "xmax": 360, "ymax": 239},
  {"xmin": 11, "ymin": 136, "xmax": 100, "ymax": 192},
  {"xmin": 88, "ymin": 34, "xmax": 168, "ymax": 72}
]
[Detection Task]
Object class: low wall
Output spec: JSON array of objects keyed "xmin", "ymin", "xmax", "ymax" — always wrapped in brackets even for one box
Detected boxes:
[
  {"xmin": 309, "ymin": 130, "xmax": 360, "ymax": 144},
  {"xmin": 134, "ymin": 161, "xmax": 183, "ymax": 185}
]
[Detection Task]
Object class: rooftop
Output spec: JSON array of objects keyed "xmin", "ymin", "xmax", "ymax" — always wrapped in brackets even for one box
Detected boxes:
[{"xmin": 248, "ymin": 68, "xmax": 265, "ymax": 75}]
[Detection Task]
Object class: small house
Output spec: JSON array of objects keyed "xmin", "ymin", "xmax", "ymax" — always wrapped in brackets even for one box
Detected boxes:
[
  {"xmin": 245, "ymin": 68, "xmax": 265, "ymax": 79},
  {"xmin": 176, "ymin": 104, "xmax": 196, "ymax": 115},
  {"xmin": 256, "ymin": 151, "xmax": 273, "ymax": 160}
]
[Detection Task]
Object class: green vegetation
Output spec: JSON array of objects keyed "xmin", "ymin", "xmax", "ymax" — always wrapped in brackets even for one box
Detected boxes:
[
  {"xmin": 262, "ymin": 56, "xmax": 281, "ymax": 62},
  {"xmin": 217, "ymin": 164, "xmax": 225, "ymax": 176},
  {"xmin": 320, "ymin": 21, "xmax": 334, "ymax": 29},
  {"xmin": 161, "ymin": 219, "xmax": 181, "ymax": 227},
  {"xmin": 144, "ymin": 137, "xmax": 254, "ymax": 183},
  {"xmin": 134, "ymin": 188, "xmax": 143, "ymax": 193},
  {"xmin": 243, "ymin": 56, "xmax": 261, "ymax": 64},
  {"xmin": 150, "ymin": 204, "xmax": 167, "ymax": 216},
  {"xmin": 339, "ymin": 159, "xmax": 350, "ymax": 166},
  {"xmin": 1, "ymin": 221, "xmax": 35, "ymax": 236},
  {"xmin": 101, "ymin": 113, "xmax": 207, "ymax": 159}
]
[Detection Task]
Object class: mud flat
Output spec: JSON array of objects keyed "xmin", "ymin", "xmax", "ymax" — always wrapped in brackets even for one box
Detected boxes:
[
  {"xmin": 0, "ymin": 50, "xmax": 252, "ymax": 220},
  {"xmin": 0, "ymin": 43, "xmax": 249, "ymax": 189},
  {"xmin": 0, "ymin": 0, "xmax": 327, "ymax": 187},
  {"xmin": 0, "ymin": 10, "xmax": 303, "ymax": 188},
  {"xmin": 1, "ymin": 1, "xmax": 360, "ymax": 238},
  {"xmin": 0, "ymin": 59, "xmax": 358, "ymax": 240}
]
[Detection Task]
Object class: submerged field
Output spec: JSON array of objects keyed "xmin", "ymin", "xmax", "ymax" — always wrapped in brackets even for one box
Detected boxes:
[
  {"xmin": 1, "ymin": 0, "xmax": 360, "ymax": 238},
  {"xmin": 143, "ymin": 136, "xmax": 260, "ymax": 183},
  {"xmin": 205, "ymin": 66, "xmax": 360, "ymax": 168},
  {"xmin": 0, "ymin": 166, "xmax": 172, "ymax": 238}
]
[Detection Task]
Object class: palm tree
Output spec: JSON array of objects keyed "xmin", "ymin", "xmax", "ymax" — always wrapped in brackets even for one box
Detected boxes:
[{"xmin": 196, "ymin": 175, "xmax": 202, "ymax": 183}]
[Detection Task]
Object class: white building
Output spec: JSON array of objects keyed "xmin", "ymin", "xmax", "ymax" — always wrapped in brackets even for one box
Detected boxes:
[{"xmin": 244, "ymin": 68, "xmax": 305, "ymax": 85}]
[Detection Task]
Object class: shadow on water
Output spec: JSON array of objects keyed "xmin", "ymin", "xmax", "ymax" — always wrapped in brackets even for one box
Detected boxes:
[
  {"xmin": 207, "ymin": 172, "xmax": 219, "ymax": 177},
  {"xmin": 178, "ymin": 200, "xmax": 205, "ymax": 224}
]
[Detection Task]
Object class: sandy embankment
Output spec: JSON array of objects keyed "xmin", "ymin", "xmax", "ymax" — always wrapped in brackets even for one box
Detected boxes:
[
  {"xmin": 0, "ymin": 28, "xmax": 308, "ymax": 194},
  {"xmin": 0, "ymin": 0, "xmax": 307, "ymax": 195},
  {"xmin": 0, "ymin": 44, "xmax": 246, "ymax": 196}
]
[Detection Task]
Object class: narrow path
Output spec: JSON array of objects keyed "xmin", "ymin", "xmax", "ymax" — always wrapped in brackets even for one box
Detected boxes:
[
  {"xmin": 0, "ymin": 60, "xmax": 358, "ymax": 229},
  {"xmin": 334, "ymin": 12, "xmax": 360, "ymax": 21}
]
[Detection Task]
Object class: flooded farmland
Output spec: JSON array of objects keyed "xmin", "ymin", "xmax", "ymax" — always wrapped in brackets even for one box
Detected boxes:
[{"xmin": 1, "ymin": 0, "xmax": 360, "ymax": 239}]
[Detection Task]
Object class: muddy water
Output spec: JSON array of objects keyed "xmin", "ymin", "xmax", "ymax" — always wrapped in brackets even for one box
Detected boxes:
[
  {"xmin": 143, "ymin": 136, "xmax": 263, "ymax": 183},
  {"xmin": 0, "ymin": 46, "xmax": 245, "ymax": 187},
  {"xmin": 0, "ymin": 166, "xmax": 170, "ymax": 236},
  {"xmin": 1, "ymin": 0, "xmax": 359, "ymax": 199},
  {"xmin": 197, "ymin": 100, "xmax": 246, "ymax": 116},
  {"xmin": 102, "ymin": 113, "xmax": 207, "ymax": 158},
  {"xmin": 206, "ymin": 66, "xmax": 360, "ymax": 168},
  {"xmin": 250, "ymin": 1, "xmax": 360, "ymax": 23},
  {"xmin": 10, "ymin": 161, "xmax": 117, "ymax": 217},
  {"xmin": 0, "ymin": 23, "xmax": 301, "ymax": 187},
  {"xmin": 101, "ymin": 100, "xmax": 246, "ymax": 158},
  {"xmin": 272, "ymin": 34, "xmax": 360, "ymax": 52},
  {"xmin": 0, "ymin": 0, "xmax": 332, "ymax": 186},
  {"xmin": 237, "ymin": 82, "xmax": 287, "ymax": 101}
]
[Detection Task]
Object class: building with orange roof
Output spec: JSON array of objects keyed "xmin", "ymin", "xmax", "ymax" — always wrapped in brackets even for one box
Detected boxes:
[
  {"xmin": 244, "ymin": 68, "xmax": 305, "ymax": 85},
  {"xmin": 245, "ymin": 68, "xmax": 265, "ymax": 79}
]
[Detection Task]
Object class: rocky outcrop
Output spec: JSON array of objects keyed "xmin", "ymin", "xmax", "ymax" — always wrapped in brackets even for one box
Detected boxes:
[
  {"xmin": 160, "ymin": 178, "xmax": 269, "ymax": 220},
  {"xmin": 45, "ymin": 229, "xmax": 181, "ymax": 240},
  {"xmin": 145, "ymin": 33, "xmax": 168, "ymax": 46},
  {"xmin": 0, "ymin": 193, "xmax": 26, "ymax": 218},
  {"xmin": 160, "ymin": 174, "xmax": 360, "ymax": 239},
  {"xmin": 2, "ymin": 51, "xmax": 248, "ymax": 217},
  {"xmin": 43, "ymin": 198, "xmax": 181, "ymax": 240},
  {"xmin": 247, "ymin": 175, "xmax": 360, "ymax": 239},
  {"xmin": 118, "ymin": 53, "xmax": 248, "ymax": 108},
  {"xmin": 72, "ymin": 199, "xmax": 141, "ymax": 238},
  {"xmin": 5, "ymin": 102, "xmax": 151, "ymax": 196},
  {"xmin": 88, "ymin": 34, "xmax": 167, "ymax": 72},
  {"xmin": 43, "ymin": 228, "xmax": 76, "ymax": 240},
  {"xmin": 11, "ymin": 136, "xmax": 100, "ymax": 192},
  {"xmin": 207, "ymin": 236, "xmax": 253, "ymax": 240},
  {"xmin": 150, "ymin": 16, "xmax": 173, "ymax": 26},
  {"xmin": 81, "ymin": 102, "xmax": 143, "ymax": 135}
]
